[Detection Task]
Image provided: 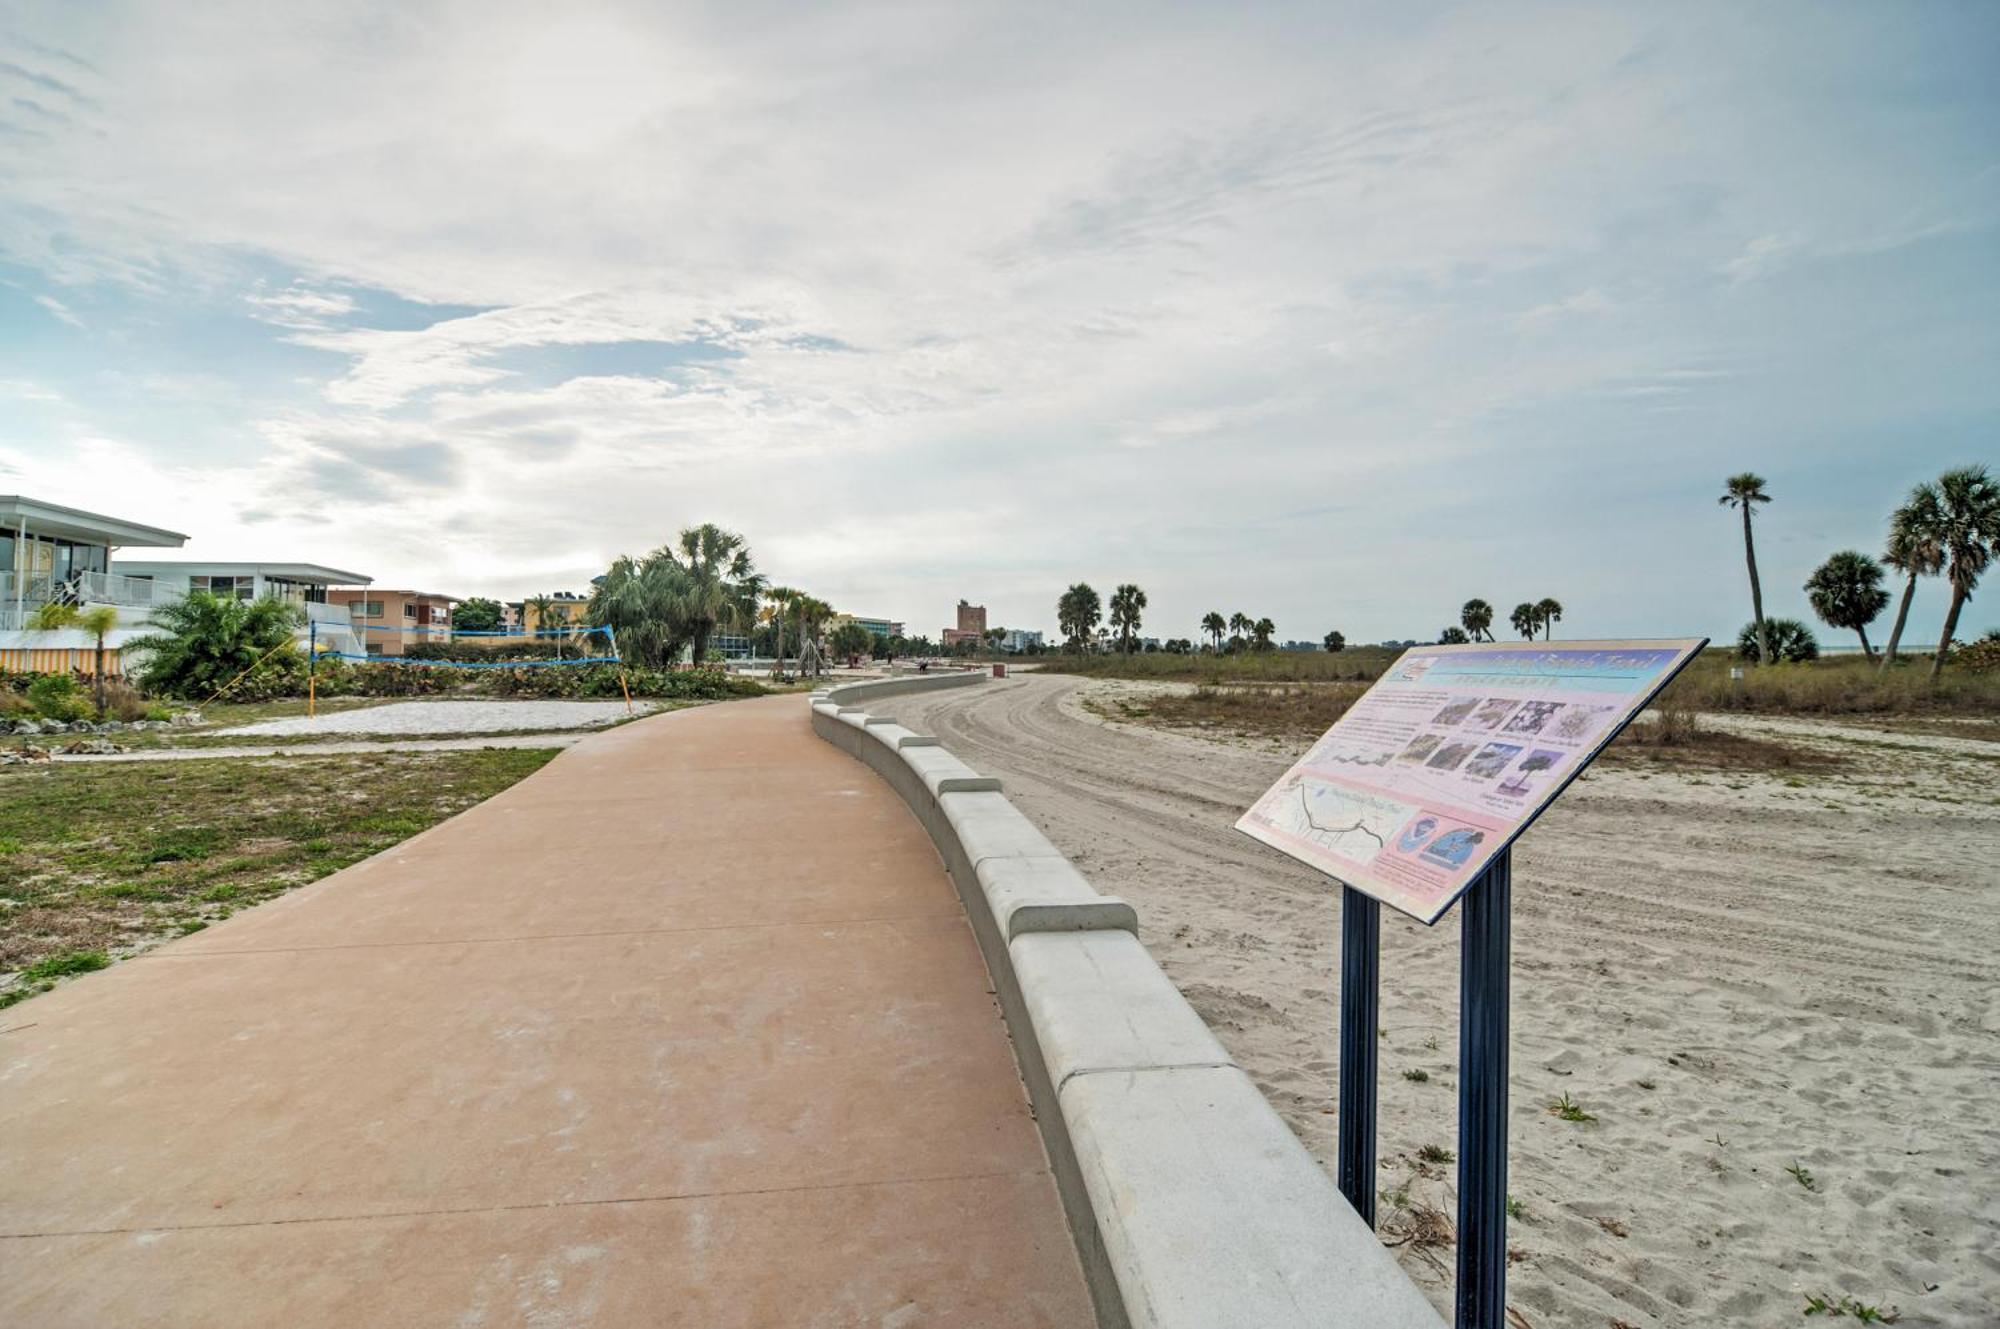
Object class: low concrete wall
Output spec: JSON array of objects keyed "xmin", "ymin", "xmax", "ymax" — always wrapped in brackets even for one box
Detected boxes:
[{"xmin": 811, "ymin": 675, "xmax": 1444, "ymax": 1329}]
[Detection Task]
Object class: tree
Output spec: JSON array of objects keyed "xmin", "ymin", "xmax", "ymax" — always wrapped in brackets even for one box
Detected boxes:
[
  {"xmin": 454, "ymin": 597, "xmax": 503, "ymax": 633},
  {"xmin": 125, "ymin": 591, "xmax": 304, "ymax": 700},
  {"xmin": 1323, "ymin": 629, "xmax": 1346, "ymax": 653},
  {"xmin": 1201, "ymin": 612, "xmax": 1227, "ymax": 652},
  {"xmin": 829, "ymin": 620, "xmax": 874, "ymax": 663},
  {"xmin": 1736, "ymin": 617, "xmax": 1818, "ymax": 664},
  {"xmin": 525, "ymin": 594, "xmax": 560, "ymax": 658},
  {"xmin": 1927, "ymin": 465, "xmax": 2000, "ymax": 681},
  {"xmin": 1804, "ymin": 551, "xmax": 1890, "ymax": 660},
  {"xmin": 1535, "ymin": 597, "xmax": 1563, "ymax": 640},
  {"xmin": 1439, "ymin": 626, "xmax": 1470, "ymax": 644},
  {"xmin": 32, "ymin": 602, "xmax": 120, "ymax": 713},
  {"xmin": 1509, "ymin": 602, "xmax": 1539, "ymax": 640},
  {"xmin": 588, "ymin": 553, "xmax": 692, "ymax": 669},
  {"xmin": 1108, "ymin": 583, "xmax": 1147, "ymax": 653},
  {"xmin": 1879, "ymin": 483, "xmax": 1945, "ymax": 669},
  {"xmin": 1252, "ymin": 617, "xmax": 1275, "ymax": 651},
  {"xmin": 1057, "ymin": 583, "xmax": 1102, "ymax": 651},
  {"xmin": 793, "ymin": 595, "xmax": 835, "ymax": 676},
  {"xmin": 1227, "ymin": 611, "xmax": 1251, "ymax": 651},
  {"xmin": 674, "ymin": 523, "xmax": 764, "ymax": 664},
  {"xmin": 1720, "ymin": 473, "xmax": 1773, "ymax": 665},
  {"xmin": 1460, "ymin": 599, "xmax": 1494, "ymax": 642},
  {"xmin": 761, "ymin": 586, "xmax": 802, "ymax": 677}
]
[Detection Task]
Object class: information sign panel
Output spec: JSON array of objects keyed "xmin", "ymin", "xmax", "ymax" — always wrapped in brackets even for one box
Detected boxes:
[{"xmin": 1236, "ymin": 639, "xmax": 1705, "ymax": 924}]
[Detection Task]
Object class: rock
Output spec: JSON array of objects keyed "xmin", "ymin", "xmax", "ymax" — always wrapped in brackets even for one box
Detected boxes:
[
  {"xmin": 170, "ymin": 711, "xmax": 204, "ymax": 727},
  {"xmin": 0, "ymin": 745, "xmax": 52, "ymax": 764},
  {"xmin": 61, "ymin": 739, "xmax": 127, "ymax": 756}
]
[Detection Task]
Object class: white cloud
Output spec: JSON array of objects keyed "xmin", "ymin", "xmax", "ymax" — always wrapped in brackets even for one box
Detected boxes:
[{"xmin": 34, "ymin": 293, "xmax": 85, "ymax": 328}]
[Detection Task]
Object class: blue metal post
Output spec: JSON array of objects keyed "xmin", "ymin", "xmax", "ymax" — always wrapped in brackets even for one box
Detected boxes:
[
  {"xmin": 1455, "ymin": 848, "xmax": 1511, "ymax": 1329},
  {"xmin": 1337, "ymin": 885, "xmax": 1380, "ymax": 1226}
]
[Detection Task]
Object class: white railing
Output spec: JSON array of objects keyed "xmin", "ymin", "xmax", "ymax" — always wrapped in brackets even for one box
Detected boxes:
[{"xmin": 0, "ymin": 570, "xmax": 186, "ymax": 612}]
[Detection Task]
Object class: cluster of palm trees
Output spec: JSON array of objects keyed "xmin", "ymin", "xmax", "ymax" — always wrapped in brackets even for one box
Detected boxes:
[
  {"xmin": 587, "ymin": 523, "xmax": 871, "ymax": 678},
  {"xmin": 1447, "ymin": 597, "xmax": 1561, "ymax": 645},
  {"xmin": 1199, "ymin": 610, "xmax": 1276, "ymax": 653},
  {"xmin": 1725, "ymin": 466, "xmax": 1999, "ymax": 679}
]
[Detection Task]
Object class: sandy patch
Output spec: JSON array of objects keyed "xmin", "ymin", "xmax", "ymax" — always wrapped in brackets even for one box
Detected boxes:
[
  {"xmin": 218, "ymin": 700, "xmax": 650, "ymax": 737},
  {"xmin": 877, "ymin": 674, "xmax": 1998, "ymax": 1328}
]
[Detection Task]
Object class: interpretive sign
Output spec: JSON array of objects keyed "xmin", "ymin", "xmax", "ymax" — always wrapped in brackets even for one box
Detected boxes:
[{"xmin": 1236, "ymin": 639, "xmax": 1705, "ymax": 924}]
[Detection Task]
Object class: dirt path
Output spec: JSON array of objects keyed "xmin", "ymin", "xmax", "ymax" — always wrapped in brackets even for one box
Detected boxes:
[
  {"xmin": 37, "ymin": 733, "xmax": 592, "ymax": 762},
  {"xmin": 879, "ymin": 674, "xmax": 1998, "ymax": 1328}
]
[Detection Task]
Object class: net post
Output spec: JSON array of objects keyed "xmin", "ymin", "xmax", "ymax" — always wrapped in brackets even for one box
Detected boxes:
[
  {"xmin": 307, "ymin": 620, "xmax": 317, "ymax": 719},
  {"xmin": 1455, "ymin": 847, "xmax": 1511, "ymax": 1329},
  {"xmin": 1337, "ymin": 885, "xmax": 1381, "ymax": 1226}
]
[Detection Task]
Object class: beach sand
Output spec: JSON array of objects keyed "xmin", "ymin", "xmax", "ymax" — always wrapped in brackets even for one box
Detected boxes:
[{"xmin": 878, "ymin": 673, "xmax": 1999, "ymax": 1328}]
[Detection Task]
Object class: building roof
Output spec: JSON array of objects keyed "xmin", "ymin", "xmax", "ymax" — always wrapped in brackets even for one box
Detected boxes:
[
  {"xmin": 115, "ymin": 560, "xmax": 372, "ymax": 586},
  {"xmin": 327, "ymin": 587, "xmax": 458, "ymax": 602},
  {"xmin": 0, "ymin": 496, "xmax": 188, "ymax": 548}
]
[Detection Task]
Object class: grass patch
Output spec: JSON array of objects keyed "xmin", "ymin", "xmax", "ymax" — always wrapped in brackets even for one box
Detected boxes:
[
  {"xmin": 1549, "ymin": 1091, "xmax": 1597, "ymax": 1123},
  {"xmin": 0, "ymin": 749, "xmax": 557, "ymax": 1003},
  {"xmin": 1047, "ymin": 648, "xmax": 1400, "ymax": 685}
]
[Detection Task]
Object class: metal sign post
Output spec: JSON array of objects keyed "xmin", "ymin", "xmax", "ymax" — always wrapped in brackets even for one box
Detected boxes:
[
  {"xmin": 1455, "ymin": 849, "xmax": 1510, "ymax": 1329},
  {"xmin": 1336, "ymin": 886, "xmax": 1380, "ymax": 1226}
]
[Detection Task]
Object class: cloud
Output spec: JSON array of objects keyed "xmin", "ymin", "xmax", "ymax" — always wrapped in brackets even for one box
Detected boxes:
[{"xmin": 34, "ymin": 292, "xmax": 84, "ymax": 327}]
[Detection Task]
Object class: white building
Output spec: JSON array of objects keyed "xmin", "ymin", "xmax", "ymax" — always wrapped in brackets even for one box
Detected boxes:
[
  {"xmin": 1, "ymin": 495, "xmax": 188, "ymax": 673},
  {"xmin": 999, "ymin": 628, "xmax": 1045, "ymax": 653},
  {"xmin": 115, "ymin": 562, "xmax": 373, "ymax": 657}
]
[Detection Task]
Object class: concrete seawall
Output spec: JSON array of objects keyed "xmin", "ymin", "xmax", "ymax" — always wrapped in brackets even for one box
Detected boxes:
[{"xmin": 811, "ymin": 673, "xmax": 1444, "ymax": 1329}]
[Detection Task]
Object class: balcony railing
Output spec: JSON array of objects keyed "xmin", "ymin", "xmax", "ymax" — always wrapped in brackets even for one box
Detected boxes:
[{"xmin": 0, "ymin": 570, "xmax": 187, "ymax": 613}]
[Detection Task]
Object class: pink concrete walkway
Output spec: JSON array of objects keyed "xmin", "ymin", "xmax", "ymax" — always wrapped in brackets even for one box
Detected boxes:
[{"xmin": 0, "ymin": 696, "xmax": 1092, "ymax": 1327}]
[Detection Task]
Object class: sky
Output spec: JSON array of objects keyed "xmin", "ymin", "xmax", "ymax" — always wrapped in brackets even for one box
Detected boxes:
[{"xmin": 1, "ymin": 1, "xmax": 1995, "ymax": 647}]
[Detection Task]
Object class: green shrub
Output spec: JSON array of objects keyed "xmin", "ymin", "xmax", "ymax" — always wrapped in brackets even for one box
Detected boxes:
[
  {"xmin": 1736, "ymin": 618, "xmax": 1819, "ymax": 664},
  {"xmin": 26, "ymin": 673, "xmax": 92, "ymax": 722}
]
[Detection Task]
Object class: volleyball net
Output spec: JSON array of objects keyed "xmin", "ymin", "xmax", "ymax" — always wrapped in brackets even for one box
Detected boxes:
[{"xmin": 311, "ymin": 623, "xmax": 624, "ymax": 669}]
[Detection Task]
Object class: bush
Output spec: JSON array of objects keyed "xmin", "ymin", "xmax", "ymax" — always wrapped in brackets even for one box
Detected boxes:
[
  {"xmin": 97, "ymin": 677, "xmax": 153, "ymax": 723},
  {"xmin": 1955, "ymin": 634, "xmax": 2000, "ymax": 673},
  {"xmin": 26, "ymin": 674, "xmax": 92, "ymax": 722},
  {"xmin": 1736, "ymin": 618, "xmax": 1819, "ymax": 664}
]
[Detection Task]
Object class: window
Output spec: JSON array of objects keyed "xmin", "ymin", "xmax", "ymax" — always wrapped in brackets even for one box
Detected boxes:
[
  {"xmin": 359, "ymin": 600, "xmax": 385, "ymax": 618},
  {"xmin": 365, "ymin": 642, "xmax": 384, "ymax": 656},
  {"xmin": 403, "ymin": 602, "xmax": 417, "ymax": 619},
  {"xmin": 192, "ymin": 575, "xmax": 254, "ymax": 600}
]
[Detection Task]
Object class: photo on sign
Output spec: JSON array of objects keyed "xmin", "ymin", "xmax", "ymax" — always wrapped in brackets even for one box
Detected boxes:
[
  {"xmin": 1501, "ymin": 701, "xmax": 1565, "ymax": 736},
  {"xmin": 1466, "ymin": 698, "xmax": 1521, "ymax": 730},
  {"xmin": 1464, "ymin": 742, "xmax": 1522, "ymax": 780},
  {"xmin": 1496, "ymin": 748, "xmax": 1565, "ymax": 800}
]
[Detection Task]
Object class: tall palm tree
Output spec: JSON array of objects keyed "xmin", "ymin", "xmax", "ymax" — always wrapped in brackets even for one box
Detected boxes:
[
  {"xmin": 1928, "ymin": 465, "xmax": 2000, "ymax": 681},
  {"xmin": 761, "ymin": 585, "xmax": 802, "ymax": 678},
  {"xmin": 1535, "ymin": 597, "xmax": 1563, "ymax": 641},
  {"xmin": 1460, "ymin": 599, "xmax": 1494, "ymax": 642},
  {"xmin": 1057, "ymin": 583, "xmax": 1101, "ymax": 651},
  {"xmin": 525, "ymin": 594, "xmax": 559, "ymax": 658},
  {"xmin": 674, "ymin": 523, "xmax": 763, "ymax": 664},
  {"xmin": 1108, "ymin": 583, "xmax": 1147, "ymax": 653},
  {"xmin": 1227, "ymin": 611, "xmax": 1251, "ymax": 651},
  {"xmin": 1720, "ymin": 473, "xmax": 1773, "ymax": 665},
  {"xmin": 1880, "ymin": 483, "xmax": 1945, "ymax": 670},
  {"xmin": 1252, "ymin": 617, "xmax": 1275, "ymax": 651},
  {"xmin": 587, "ymin": 552, "xmax": 693, "ymax": 669},
  {"xmin": 1200, "ymin": 611, "xmax": 1227, "ymax": 653},
  {"xmin": 1509, "ymin": 602, "xmax": 1539, "ymax": 640},
  {"xmin": 1803, "ymin": 551, "xmax": 1890, "ymax": 660}
]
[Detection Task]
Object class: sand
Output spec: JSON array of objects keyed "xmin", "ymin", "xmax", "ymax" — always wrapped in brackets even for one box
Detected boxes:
[{"xmin": 876, "ymin": 673, "xmax": 1999, "ymax": 1328}]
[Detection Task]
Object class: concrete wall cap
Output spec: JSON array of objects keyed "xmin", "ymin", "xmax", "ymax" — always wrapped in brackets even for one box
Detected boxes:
[
  {"xmin": 895, "ymin": 735, "xmax": 942, "ymax": 749},
  {"xmin": 1065, "ymin": 1067, "xmax": 1445, "ymax": 1328},
  {"xmin": 939, "ymin": 790, "xmax": 1064, "ymax": 866},
  {"xmin": 1013, "ymin": 930, "xmax": 1232, "ymax": 1091}
]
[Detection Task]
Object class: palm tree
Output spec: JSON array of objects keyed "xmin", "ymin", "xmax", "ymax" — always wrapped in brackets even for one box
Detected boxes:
[
  {"xmin": 1928, "ymin": 465, "xmax": 2000, "ymax": 681},
  {"xmin": 761, "ymin": 585, "xmax": 802, "ymax": 678},
  {"xmin": 1720, "ymin": 473, "xmax": 1773, "ymax": 665},
  {"xmin": 32, "ymin": 602, "xmax": 120, "ymax": 713},
  {"xmin": 1737, "ymin": 617, "xmax": 1818, "ymax": 664},
  {"xmin": 1509, "ymin": 602, "xmax": 1539, "ymax": 640},
  {"xmin": 1439, "ymin": 626, "xmax": 1469, "ymax": 645},
  {"xmin": 587, "ymin": 552, "xmax": 692, "ymax": 669},
  {"xmin": 1057, "ymin": 583, "xmax": 1102, "ymax": 651},
  {"xmin": 1803, "ymin": 551, "xmax": 1890, "ymax": 660},
  {"xmin": 1108, "ymin": 583, "xmax": 1147, "ymax": 653},
  {"xmin": 674, "ymin": 523, "xmax": 763, "ymax": 664},
  {"xmin": 1201, "ymin": 611, "xmax": 1227, "ymax": 653},
  {"xmin": 1535, "ymin": 597, "xmax": 1563, "ymax": 641},
  {"xmin": 1879, "ymin": 483, "xmax": 1944, "ymax": 670},
  {"xmin": 793, "ymin": 595, "xmax": 835, "ymax": 677},
  {"xmin": 125, "ymin": 591, "xmax": 304, "ymax": 700},
  {"xmin": 1323, "ymin": 629, "xmax": 1345, "ymax": 653},
  {"xmin": 1460, "ymin": 599, "xmax": 1494, "ymax": 642},
  {"xmin": 1252, "ymin": 617, "xmax": 1275, "ymax": 651},
  {"xmin": 1227, "ymin": 611, "xmax": 1251, "ymax": 651},
  {"xmin": 525, "ymin": 594, "xmax": 559, "ymax": 658}
]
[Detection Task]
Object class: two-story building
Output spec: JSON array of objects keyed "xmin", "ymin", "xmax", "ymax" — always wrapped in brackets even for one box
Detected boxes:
[
  {"xmin": 1, "ymin": 495, "xmax": 189, "ymax": 673},
  {"xmin": 114, "ymin": 562, "xmax": 372, "ymax": 657},
  {"xmin": 326, "ymin": 588, "xmax": 457, "ymax": 657}
]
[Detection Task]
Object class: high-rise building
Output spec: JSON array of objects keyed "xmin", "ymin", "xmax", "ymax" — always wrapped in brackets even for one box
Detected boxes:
[{"xmin": 941, "ymin": 599, "xmax": 987, "ymax": 648}]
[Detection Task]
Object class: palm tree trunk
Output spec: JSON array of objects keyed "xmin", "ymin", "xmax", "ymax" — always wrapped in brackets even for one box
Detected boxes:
[
  {"xmin": 1930, "ymin": 586, "xmax": 1966, "ymax": 682},
  {"xmin": 94, "ymin": 632, "xmax": 107, "ymax": 714},
  {"xmin": 1854, "ymin": 625, "xmax": 1873, "ymax": 661},
  {"xmin": 1880, "ymin": 574, "xmax": 1915, "ymax": 670},
  {"xmin": 1743, "ymin": 506, "xmax": 1769, "ymax": 665}
]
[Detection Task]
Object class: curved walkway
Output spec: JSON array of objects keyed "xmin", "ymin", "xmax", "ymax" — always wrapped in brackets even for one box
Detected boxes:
[{"xmin": 0, "ymin": 696, "xmax": 1092, "ymax": 1327}]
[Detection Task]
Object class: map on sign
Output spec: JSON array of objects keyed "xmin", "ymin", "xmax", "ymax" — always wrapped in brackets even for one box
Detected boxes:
[{"xmin": 1236, "ymin": 639, "xmax": 1706, "ymax": 925}]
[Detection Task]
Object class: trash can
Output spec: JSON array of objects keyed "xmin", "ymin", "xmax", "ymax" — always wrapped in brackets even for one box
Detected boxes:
[{"xmin": 992, "ymin": 663, "xmax": 1007, "ymax": 678}]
